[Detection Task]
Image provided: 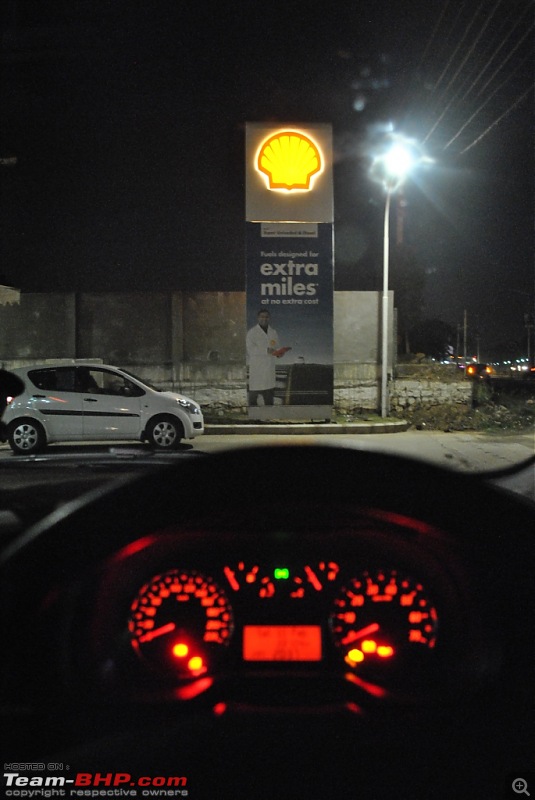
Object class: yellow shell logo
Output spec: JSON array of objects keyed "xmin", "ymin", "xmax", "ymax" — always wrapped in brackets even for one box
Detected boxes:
[{"xmin": 257, "ymin": 131, "xmax": 322, "ymax": 190}]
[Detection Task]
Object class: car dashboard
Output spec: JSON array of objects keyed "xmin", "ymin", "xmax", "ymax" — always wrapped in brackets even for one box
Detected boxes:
[
  {"xmin": 34, "ymin": 500, "xmax": 508, "ymax": 715},
  {"xmin": 1, "ymin": 445, "xmax": 533, "ymax": 799}
]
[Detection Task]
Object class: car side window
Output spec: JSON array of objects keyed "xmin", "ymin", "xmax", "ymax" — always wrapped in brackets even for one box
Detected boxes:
[
  {"xmin": 75, "ymin": 368, "xmax": 101, "ymax": 393},
  {"xmin": 98, "ymin": 371, "xmax": 144, "ymax": 397},
  {"xmin": 28, "ymin": 369, "xmax": 56, "ymax": 390},
  {"xmin": 28, "ymin": 367, "xmax": 77, "ymax": 392},
  {"xmin": 56, "ymin": 368, "xmax": 77, "ymax": 391},
  {"xmin": 122, "ymin": 379, "xmax": 144, "ymax": 397}
]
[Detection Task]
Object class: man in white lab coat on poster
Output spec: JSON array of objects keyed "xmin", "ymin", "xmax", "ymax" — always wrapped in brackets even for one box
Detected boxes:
[{"xmin": 246, "ymin": 309, "xmax": 280, "ymax": 406}]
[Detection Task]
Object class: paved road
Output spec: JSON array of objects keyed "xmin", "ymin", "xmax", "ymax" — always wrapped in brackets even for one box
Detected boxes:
[
  {"xmin": 1, "ymin": 429, "xmax": 533, "ymax": 497},
  {"xmin": 192, "ymin": 429, "xmax": 534, "ymax": 472},
  {"xmin": 193, "ymin": 430, "xmax": 535, "ymax": 499},
  {"xmin": 0, "ymin": 429, "xmax": 532, "ymax": 471}
]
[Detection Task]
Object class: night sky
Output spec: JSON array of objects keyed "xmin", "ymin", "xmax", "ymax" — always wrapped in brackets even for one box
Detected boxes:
[{"xmin": 1, "ymin": 0, "xmax": 533, "ymax": 358}]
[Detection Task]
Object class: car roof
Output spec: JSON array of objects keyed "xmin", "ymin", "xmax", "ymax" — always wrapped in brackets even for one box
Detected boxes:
[{"xmin": 13, "ymin": 362, "xmax": 116, "ymax": 373}]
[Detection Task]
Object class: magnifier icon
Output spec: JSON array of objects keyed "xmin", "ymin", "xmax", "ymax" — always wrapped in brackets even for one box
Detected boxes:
[{"xmin": 513, "ymin": 779, "xmax": 530, "ymax": 796}]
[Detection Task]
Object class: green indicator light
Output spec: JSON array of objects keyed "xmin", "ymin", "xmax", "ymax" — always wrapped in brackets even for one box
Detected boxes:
[{"xmin": 274, "ymin": 568, "xmax": 290, "ymax": 580}]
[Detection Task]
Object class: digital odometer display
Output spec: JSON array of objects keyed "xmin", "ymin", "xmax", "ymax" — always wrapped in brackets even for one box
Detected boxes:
[{"xmin": 243, "ymin": 625, "xmax": 322, "ymax": 661}]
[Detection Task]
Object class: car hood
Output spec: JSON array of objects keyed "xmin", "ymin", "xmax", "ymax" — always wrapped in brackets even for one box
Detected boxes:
[{"xmin": 159, "ymin": 391, "xmax": 199, "ymax": 404}]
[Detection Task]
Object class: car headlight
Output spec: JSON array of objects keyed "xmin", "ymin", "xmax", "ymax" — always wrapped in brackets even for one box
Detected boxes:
[{"xmin": 177, "ymin": 399, "xmax": 200, "ymax": 414}]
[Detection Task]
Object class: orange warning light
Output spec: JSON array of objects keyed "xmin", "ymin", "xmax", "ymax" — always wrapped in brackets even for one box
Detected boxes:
[
  {"xmin": 377, "ymin": 645, "xmax": 394, "ymax": 658},
  {"xmin": 346, "ymin": 648, "xmax": 365, "ymax": 665},
  {"xmin": 188, "ymin": 656, "xmax": 204, "ymax": 672},
  {"xmin": 172, "ymin": 642, "xmax": 189, "ymax": 658}
]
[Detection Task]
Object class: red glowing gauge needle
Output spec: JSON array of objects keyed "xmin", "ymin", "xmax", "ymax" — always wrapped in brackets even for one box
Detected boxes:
[
  {"xmin": 304, "ymin": 566, "xmax": 323, "ymax": 591},
  {"xmin": 138, "ymin": 622, "xmax": 176, "ymax": 643},
  {"xmin": 341, "ymin": 622, "xmax": 380, "ymax": 646},
  {"xmin": 224, "ymin": 566, "xmax": 240, "ymax": 591}
]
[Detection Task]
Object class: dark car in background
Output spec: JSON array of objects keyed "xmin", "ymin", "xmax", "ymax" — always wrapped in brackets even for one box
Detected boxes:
[{"xmin": 465, "ymin": 363, "xmax": 496, "ymax": 379}]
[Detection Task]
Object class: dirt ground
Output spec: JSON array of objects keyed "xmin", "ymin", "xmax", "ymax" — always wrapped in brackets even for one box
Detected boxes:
[{"xmin": 393, "ymin": 380, "xmax": 535, "ymax": 432}]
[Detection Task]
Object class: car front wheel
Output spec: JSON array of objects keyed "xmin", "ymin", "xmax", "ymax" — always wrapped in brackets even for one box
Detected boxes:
[
  {"xmin": 146, "ymin": 415, "xmax": 183, "ymax": 450},
  {"xmin": 8, "ymin": 419, "xmax": 46, "ymax": 455}
]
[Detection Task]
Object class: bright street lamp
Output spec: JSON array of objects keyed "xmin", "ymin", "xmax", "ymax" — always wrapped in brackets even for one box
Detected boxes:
[
  {"xmin": 370, "ymin": 136, "xmax": 425, "ymax": 417},
  {"xmin": 382, "ymin": 144, "xmax": 416, "ymax": 184}
]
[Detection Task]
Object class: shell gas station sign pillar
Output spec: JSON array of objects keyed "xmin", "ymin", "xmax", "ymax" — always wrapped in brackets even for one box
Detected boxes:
[{"xmin": 245, "ymin": 123, "xmax": 334, "ymax": 420}]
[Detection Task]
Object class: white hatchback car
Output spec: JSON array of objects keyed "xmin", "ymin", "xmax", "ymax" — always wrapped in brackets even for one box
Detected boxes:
[{"xmin": 2, "ymin": 363, "xmax": 204, "ymax": 454}]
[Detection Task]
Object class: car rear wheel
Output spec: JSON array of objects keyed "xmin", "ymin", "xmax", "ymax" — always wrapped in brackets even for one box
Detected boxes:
[
  {"xmin": 146, "ymin": 415, "xmax": 183, "ymax": 450},
  {"xmin": 8, "ymin": 418, "xmax": 46, "ymax": 455}
]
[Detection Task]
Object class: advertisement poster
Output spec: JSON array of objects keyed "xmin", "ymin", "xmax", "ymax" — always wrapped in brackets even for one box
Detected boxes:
[{"xmin": 246, "ymin": 221, "xmax": 334, "ymax": 420}]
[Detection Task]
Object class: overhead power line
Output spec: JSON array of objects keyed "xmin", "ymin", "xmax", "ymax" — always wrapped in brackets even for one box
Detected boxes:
[
  {"xmin": 459, "ymin": 84, "xmax": 534, "ymax": 154},
  {"xmin": 423, "ymin": 0, "xmax": 503, "ymax": 144},
  {"xmin": 416, "ymin": 0, "xmax": 533, "ymax": 157},
  {"xmin": 443, "ymin": 49, "xmax": 533, "ymax": 150}
]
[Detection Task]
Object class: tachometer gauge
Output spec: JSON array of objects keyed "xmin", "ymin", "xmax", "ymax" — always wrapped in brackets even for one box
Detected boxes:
[
  {"xmin": 330, "ymin": 569, "xmax": 438, "ymax": 690},
  {"xmin": 128, "ymin": 570, "xmax": 233, "ymax": 677}
]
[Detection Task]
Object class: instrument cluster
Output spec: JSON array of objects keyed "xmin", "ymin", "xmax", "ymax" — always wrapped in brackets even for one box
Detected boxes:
[{"xmin": 81, "ymin": 517, "xmax": 474, "ymax": 705}]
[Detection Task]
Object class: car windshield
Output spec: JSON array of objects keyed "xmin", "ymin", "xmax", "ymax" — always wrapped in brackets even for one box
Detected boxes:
[{"xmin": 0, "ymin": 0, "xmax": 533, "ymax": 494}]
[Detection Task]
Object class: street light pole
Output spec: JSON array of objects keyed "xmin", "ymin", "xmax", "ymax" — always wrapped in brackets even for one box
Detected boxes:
[
  {"xmin": 381, "ymin": 189, "xmax": 392, "ymax": 418},
  {"xmin": 370, "ymin": 135, "xmax": 429, "ymax": 418}
]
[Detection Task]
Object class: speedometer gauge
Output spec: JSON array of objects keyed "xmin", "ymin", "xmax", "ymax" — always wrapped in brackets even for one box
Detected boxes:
[
  {"xmin": 128, "ymin": 570, "xmax": 234, "ymax": 677},
  {"xmin": 330, "ymin": 569, "xmax": 438, "ymax": 688}
]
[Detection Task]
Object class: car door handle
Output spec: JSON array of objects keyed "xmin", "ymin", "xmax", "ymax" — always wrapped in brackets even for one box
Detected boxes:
[
  {"xmin": 32, "ymin": 394, "xmax": 46, "ymax": 398},
  {"xmin": 83, "ymin": 397, "xmax": 98, "ymax": 402}
]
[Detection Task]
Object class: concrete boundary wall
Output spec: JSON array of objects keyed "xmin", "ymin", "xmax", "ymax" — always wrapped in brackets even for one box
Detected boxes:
[{"xmin": 0, "ymin": 290, "xmax": 470, "ymax": 413}]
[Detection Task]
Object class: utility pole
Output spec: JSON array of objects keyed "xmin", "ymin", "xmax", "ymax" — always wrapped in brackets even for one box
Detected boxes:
[
  {"xmin": 524, "ymin": 313, "xmax": 533, "ymax": 366},
  {"xmin": 463, "ymin": 309, "xmax": 467, "ymax": 362}
]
